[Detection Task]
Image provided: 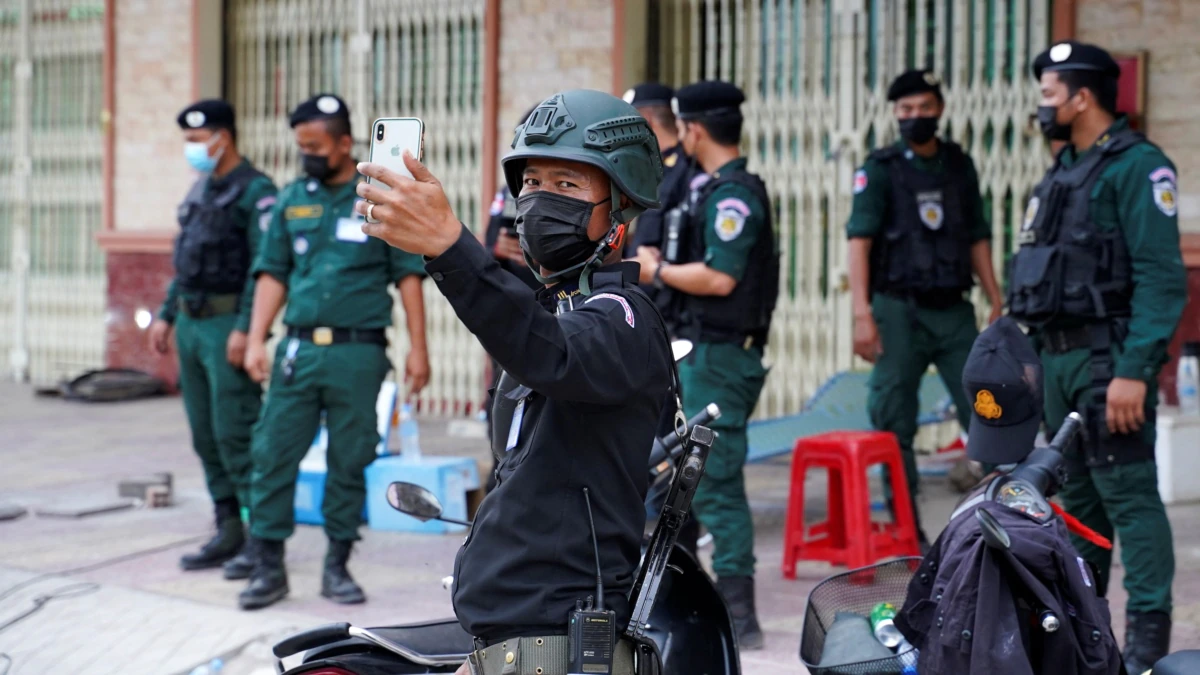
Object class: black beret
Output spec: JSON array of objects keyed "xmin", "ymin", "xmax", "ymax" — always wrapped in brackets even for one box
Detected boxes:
[
  {"xmin": 886, "ymin": 69, "xmax": 943, "ymax": 102},
  {"xmin": 177, "ymin": 99, "xmax": 235, "ymax": 131},
  {"xmin": 289, "ymin": 93, "xmax": 350, "ymax": 128},
  {"xmin": 672, "ymin": 81, "xmax": 745, "ymax": 120},
  {"xmin": 622, "ymin": 82, "xmax": 675, "ymax": 108},
  {"xmin": 1032, "ymin": 41, "xmax": 1121, "ymax": 80}
]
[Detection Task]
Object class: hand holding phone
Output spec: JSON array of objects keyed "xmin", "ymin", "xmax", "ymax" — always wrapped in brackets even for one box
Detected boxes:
[{"xmin": 367, "ymin": 117, "xmax": 425, "ymax": 194}]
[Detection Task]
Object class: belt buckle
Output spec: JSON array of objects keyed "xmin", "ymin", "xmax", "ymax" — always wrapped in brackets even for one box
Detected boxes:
[{"xmin": 313, "ymin": 327, "xmax": 334, "ymax": 346}]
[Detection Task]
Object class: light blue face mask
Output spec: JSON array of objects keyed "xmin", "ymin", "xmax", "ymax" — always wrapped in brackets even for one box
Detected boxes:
[{"xmin": 184, "ymin": 134, "xmax": 224, "ymax": 173}]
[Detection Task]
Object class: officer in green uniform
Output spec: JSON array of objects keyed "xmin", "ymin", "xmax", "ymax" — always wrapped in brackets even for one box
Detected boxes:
[
  {"xmin": 846, "ymin": 70, "xmax": 1004, "ymax": 546},
  {"xmin": 1009, "ymin": 41, "xmax": 1187, "ymax": 673},
  {"xmin": 149, "ymin": 99, "xmax": 277, "ymax": 573},
  {"xmin": 236, "ymin": 94, "xmax": 431, "ymax": 610},
  {"xmin": 636, "ymin": 81, "xmax": 779, "ymax": 649}
]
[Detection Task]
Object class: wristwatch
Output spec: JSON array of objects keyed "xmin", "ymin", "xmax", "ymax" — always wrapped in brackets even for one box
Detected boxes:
[{"xmin": 653, "ymin": 261, "xmax": 669, "ymax": 290}]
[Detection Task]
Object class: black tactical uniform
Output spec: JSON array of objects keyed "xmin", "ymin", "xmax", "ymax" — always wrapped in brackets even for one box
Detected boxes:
[{"xmin": 437, "ymin": 90, "xmax": 671, "ymax": 672}]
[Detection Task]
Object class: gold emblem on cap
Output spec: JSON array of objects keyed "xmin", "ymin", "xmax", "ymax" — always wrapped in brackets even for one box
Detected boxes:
[
  {"xmin": 1050, "ymin": 43, "xmax": 1072, "ymax": 63},
  {"xmin": 922, "ymin": 72, "xmax": 941, "ymax": 86},
  {"xmin": 974, "ymin": 390, "xmax": 1003, "ymax": 420}
]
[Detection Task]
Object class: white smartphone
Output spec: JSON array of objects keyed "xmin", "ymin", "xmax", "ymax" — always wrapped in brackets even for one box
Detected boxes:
[{"xmin": 367, "ymin": 117, "xmax": 424, "ymax": 189}]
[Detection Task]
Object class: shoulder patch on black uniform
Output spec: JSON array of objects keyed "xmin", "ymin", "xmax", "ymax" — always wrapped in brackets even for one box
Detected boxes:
[{"xmin": 584, "ymin": 293, "xmax": 635, "ymax": 327}]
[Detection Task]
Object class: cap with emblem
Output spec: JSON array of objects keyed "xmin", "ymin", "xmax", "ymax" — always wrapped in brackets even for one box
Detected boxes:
[
  {"xmin": 1032, "ymin": 40, "xmax": 1121, "ymax": 81},
  {"xmin": 623, "ymin": 82, "xmax": 675, "ymax": 108},
  {"xmin": 289, "ymin": 93, "xmax": 350, "ymax": 128},
  {"xmin": 961, "ymin": 316, "xmax": 1045, "ymax": 465},
  {"xmin": 177, "ymin": 99, "xmax": 236, "ymax": 132},
  {"xmin": 672, "ymin": 80, "xmax": 745, "ymax": 120},
  {"xmin": 886, "ymin": 69, "xmax": 943, "ymax": 102}
]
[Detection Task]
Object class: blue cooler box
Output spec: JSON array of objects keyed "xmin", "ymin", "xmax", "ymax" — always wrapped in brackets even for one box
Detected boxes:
[{"xmin": 365, "ymin": 455, "xmax": 480, "ymax": 534}]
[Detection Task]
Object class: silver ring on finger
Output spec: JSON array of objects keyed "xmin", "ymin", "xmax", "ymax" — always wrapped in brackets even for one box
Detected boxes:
[{"xmin": 366, "ymin": 202, "xmax": 377, "ymax": 223}]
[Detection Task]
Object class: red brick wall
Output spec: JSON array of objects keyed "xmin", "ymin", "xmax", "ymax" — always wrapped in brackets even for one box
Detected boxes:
[{"xmin": 105, "ymin": 251, "xmax": 178, "ymax": 391}]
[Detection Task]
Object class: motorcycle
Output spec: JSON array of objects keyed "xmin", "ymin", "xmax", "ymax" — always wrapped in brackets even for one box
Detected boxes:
[
  {"xmin": 271, "ymin": 341, "xmax": 742, "ymax": 675},
  {"xmin": 798, "ymin": 412, "xmax": 1200, "ymax": 675}
]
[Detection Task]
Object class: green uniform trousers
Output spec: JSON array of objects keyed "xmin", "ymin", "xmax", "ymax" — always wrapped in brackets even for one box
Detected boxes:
[
  {"xmin": 680, "ymin": 342, "xmax": 767, "ymax": 578},
  {"xmin": 175, "ymin": 311, "xmax": 262, "ymax": 510},
  {"xmin": 867, "ymin": 294, "xmax": 977, "ymax": 496},
  {"xmin": 1042, "ymin": 346, "xmax": 1173, "ymax": 614},
  {"xmin": 249, "ymin": 339, "xmax": 391, "ymax": 542}
]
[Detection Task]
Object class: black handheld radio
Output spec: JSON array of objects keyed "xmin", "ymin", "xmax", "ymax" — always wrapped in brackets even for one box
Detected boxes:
[{"xmin": 568, "ymin": 487, "xmax": 616, "ymax": 674}]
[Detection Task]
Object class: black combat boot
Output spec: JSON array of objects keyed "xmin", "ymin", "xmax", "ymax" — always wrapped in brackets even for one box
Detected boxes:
[
  {"xmin": 180, "ymin": 498, "xmax": 244, "ymax": 571},
  {"xmin": 716, "ymin": 575, "xmax": 764, "ymax": 650},
  {"xmin": 1124, "ymin": 610, "xmax": 1171, "ymax": 675},
  {"xmin": 222, "ymin": 539, "xmax": 255, "ymax": 581},
  {"xmin": 238, "ymin": 538, "xmax": 288, "ymax": 610},
  {"xmin": 321, "ymin": 539, "xmax": 366, "ymax": 604}
]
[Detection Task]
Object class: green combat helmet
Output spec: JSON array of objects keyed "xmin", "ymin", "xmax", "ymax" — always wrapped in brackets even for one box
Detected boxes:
[{"xmin": 501, "ymin": 89, "xmax": 664, "ymax": 290}]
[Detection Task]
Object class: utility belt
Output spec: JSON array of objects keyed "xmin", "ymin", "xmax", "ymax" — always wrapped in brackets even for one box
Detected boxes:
[
  {"xmin": 467, "ymin": 635, "xmax": 643, "ymax": 675},
  {"xmin": 178, "ymin": 293, "xmax": 239, "ymax": 319},
  {"xmin": 1033, "ymin": 318, "xmax": 1152, "ymax": 469},
  {"xmin": 285, "ymin": 325, "xmax": 388, "ymax": 347},
  {"xmin": 879, "ymin": 288, "xmax": 968, "ymax": 311},
  {"xmin": 691, "ymin": 324, "xmax": 768, "ymax": 351}
]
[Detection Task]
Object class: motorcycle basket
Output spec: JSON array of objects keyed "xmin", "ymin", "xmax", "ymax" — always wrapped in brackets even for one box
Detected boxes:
[{"xmin": 799, "ymin": 557, "xmax": 923, "ymax": 675}]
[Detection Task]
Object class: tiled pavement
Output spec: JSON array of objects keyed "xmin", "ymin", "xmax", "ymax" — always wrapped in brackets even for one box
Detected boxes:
[{"xmin": 2, "ymin": 381, "xmax": 1199, "ymax": 674}]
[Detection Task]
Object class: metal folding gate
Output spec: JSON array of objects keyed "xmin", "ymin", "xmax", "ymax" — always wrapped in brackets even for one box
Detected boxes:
[
  {"xmin": 0, "ymin": 0, "xmax": 107, "ymax": 385},
  {"xmin": 651, "ymin": 0, "xmax": 1054, "ymax": 428},
  {"xmin": 225, "ymin": 0, "xmax": 488, "ymax": 415}
]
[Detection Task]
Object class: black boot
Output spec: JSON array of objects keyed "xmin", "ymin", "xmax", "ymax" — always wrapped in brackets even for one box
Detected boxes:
[
  {"xmin": 1124, "ymin": 610, "xmax": 1171, "ymax": 675},
  {"xmin": 716, "ymin": 576, "xmax": 764, "ymax": 650},
  {"xmin": 180, "ymin": 499, "xmax": 244, "ymax": 571},
  {"xmin": 222, "ymin": 539, "xmax": 255, "ymax": 581},
  {"xmin": 238, "ymin": 538, "xmax": 288, "ymax": 610},
  {"xmin": 321, "ymin": 539, "xmax": 366, "ymax": 604}
]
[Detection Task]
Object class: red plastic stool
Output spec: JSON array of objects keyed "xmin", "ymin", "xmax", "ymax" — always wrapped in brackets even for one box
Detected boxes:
[{"xmin": 781, "ymin": 431, "xmax": 921, "ymax": 579}]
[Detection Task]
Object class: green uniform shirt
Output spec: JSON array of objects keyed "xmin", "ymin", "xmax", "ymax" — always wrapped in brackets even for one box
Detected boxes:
[
  {"xmin": 159, "ymin": 159, "xmax": 278, "ymax": 332},
  {"xmin": 1050, "ymin": 117, "xmax": 1188, "ymax": 382},
  {"xmin": 699, "ymin": 157, "xmax": 767, "ymax": 281},
  {"xmin": 253, "ymin": 173, "xmax": 426, "ymax": 329},
  {"xmin": 846, "ymin": 138, "xmax": 991, "ymax": 242}
]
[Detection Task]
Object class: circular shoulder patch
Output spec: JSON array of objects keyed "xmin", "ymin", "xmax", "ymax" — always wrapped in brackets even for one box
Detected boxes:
[
  {"xmin": 185, "ymin": 111, "xmax": 206, "ymax": 128},
  {"xmin": 316, "ymin": 96, "xmax": 340, "ymax": 114},
  {"xmin": 294, "ymin": 235, "xmax": 309, "ymax": 255}
]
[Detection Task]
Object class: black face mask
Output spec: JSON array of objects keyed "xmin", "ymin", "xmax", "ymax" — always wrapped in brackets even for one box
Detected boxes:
[
  {"xmin": 1036, "ymin": 105, "xmax": 1073, "ymax": 142},
  {"xmin": 301, "ymin": 153, "xmax": 338, "ymax": 182},
  {"xmin": 515, "ymin": 191, "xmax": 609, "ymax": 274},
  {"xmin": 898, "ymin": 116, "xmax": 939, "ymax": 145}
]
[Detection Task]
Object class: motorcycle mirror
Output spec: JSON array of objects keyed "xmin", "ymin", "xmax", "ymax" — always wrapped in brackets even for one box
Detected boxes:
[
  {"xmin": 976, "ymin": 507, "xmax": 1012, "ymax": 550},
  {"xmin": 386, "ymin": 481, "xmax": 444, "ymax": 521},
  {"xmin": 671, "ymin": 339, "xmax": 693, "ymax": 362}
]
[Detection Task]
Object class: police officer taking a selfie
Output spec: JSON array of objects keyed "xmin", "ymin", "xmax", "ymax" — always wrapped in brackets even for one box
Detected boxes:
[
  {"xmin": 847, "ymin": 69, "xmax": 1004, "ymax": 547},
  {"xmin": 237, "ymin": 93, "xmax": 431, "ymax": 611},
  {"xmin": 151, "ymin": 99, "xmax": 277, "ymax": 573},
  {"xmin": 355, "ymin": 89, "xmax": 674, "ymax": 675},
  {"xmin": 1008, "ymin": 41, "xmax": 1188, "ymax": 674}
]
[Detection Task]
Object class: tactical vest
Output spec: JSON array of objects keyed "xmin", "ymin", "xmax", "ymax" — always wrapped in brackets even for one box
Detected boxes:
[
  {"xmin": 869, "ymin": 141, "xmax": 974, "ymax": 296},
  {"xmin": 1007, "ymin": 128, "xmax": 1143, "ymax": 327},
  {"xmin": 680, "ymin": 170, "xmax": 780, "ymax": 345},
  {"xmin": 173, "ymin": 163, "xmax": 261, "ymax": 294}
]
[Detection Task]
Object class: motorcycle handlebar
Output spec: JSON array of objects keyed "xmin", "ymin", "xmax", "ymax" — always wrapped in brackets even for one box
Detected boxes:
[
  {"xmin": 1008, "ymin": 411, "xmax": 1084, "ymax": 499},
  {"xmin": 647, "ymin": 403, "xmax": 720, "ymax": 474}
]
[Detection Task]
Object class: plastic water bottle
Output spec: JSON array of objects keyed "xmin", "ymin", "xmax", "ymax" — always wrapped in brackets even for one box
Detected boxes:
[
  {"xmin": 1178, "ymin": 342, "xmax": 1200, "ymax": 416},
  {"xmin": 895, "ymin": 637, "xmax": 919, "ymax": 674},
  {"xmin": 399, "ymin": 402, "xmax": 423, "ymax": 462}
]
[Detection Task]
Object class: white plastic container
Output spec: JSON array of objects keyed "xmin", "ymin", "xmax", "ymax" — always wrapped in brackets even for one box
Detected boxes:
[{"xmin": 1177, "ymin": 342, "xmax": 1200, "ymax": 417}]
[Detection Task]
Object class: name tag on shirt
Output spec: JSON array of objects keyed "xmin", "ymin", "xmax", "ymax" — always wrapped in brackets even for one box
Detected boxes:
[
  {"xmin": 505, "ymin": 399, "xmax": 526, "ymax": 452},
  {"xmin": 336, "ymin": 217, "xmax": 368, "ymax": 243}
]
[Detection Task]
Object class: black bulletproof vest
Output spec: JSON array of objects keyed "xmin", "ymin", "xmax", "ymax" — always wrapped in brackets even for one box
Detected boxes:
[
  {"xmin": 869, "ymin": 141, "xmax": 974, "ymax": 295},
  {"xmin": 680, "ymin": 170, "xmax": 780, "ymax": 343},
  {"xmin": 1007, "ymin": 129, "xmax": 1143, "ymax": 327},
  {"xmin": 173, "ymin": 164, "xmax": 261, "ymax": 294}
]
